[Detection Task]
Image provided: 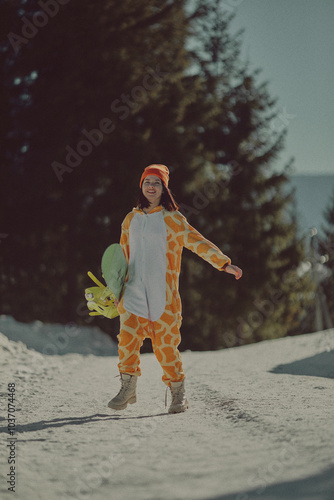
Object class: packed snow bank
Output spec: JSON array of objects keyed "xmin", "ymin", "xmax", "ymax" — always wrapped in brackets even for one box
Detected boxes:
[
  {"xmin": 1, "ymin": 319, "xmax": 334, "ymax": 500},
  {"xmin": 0, "ymin": 315, "xmax": 117, "ymax": 356}
]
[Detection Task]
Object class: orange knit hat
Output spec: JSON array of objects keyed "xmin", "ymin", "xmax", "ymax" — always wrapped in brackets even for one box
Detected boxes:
[{"xmin": 140, "ymin": 164, "xmax": 169, "ymax": 188}]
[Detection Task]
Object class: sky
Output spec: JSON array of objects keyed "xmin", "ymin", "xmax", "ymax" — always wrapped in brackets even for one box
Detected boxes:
[{"xmin": 228, "ymin": 0, "xmax": 334, "ymax": 175}]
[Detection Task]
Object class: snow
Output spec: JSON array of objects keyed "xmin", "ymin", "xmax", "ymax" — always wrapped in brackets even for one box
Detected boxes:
[
  {"xmin": 0, "ymin": 315, "xmax": 118, "ymax": 356},
  {"xmin": 1, "ymin": 315, "xmax": 334, "ymax": 500}
]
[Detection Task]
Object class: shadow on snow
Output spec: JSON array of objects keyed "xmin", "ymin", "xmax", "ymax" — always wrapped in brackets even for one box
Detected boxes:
[
  {"xmin": 270, "ymin": 350, "xmax": 334, "ymax": 379},
  {"xmin": 207, "ymin": 464, "xmax": 334, "ymax": 500},
  {"xmin": 0, "ymin": 412, "xmax": 168, "ymax": 434}
]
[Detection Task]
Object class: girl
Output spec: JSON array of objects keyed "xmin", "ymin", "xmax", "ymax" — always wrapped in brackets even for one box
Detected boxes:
[{"xmin": 108, "ymin": 164, "xmax": 242, "ymax": 413}]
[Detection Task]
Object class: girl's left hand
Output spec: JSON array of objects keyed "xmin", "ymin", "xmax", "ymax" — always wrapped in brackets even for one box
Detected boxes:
[{"xmin": 225, "ymin": 264, "xmax": 243, "ymax": 280}]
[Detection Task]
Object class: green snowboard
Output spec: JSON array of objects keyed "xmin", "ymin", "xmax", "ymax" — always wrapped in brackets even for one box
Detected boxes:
[{"xmin": 101, "ymin": 244, "xmax": 128, "ymax": 301}]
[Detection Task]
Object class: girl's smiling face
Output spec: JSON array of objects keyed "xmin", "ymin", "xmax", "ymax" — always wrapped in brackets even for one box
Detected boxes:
[{"xmin": 142, "ymin": 175, "xmax": 163, "ymax": 208}]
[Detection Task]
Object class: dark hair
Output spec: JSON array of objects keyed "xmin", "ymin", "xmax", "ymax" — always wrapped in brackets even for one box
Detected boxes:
[{"xmin": 137, "ymin": 184, "xmax": 179, "ymax": 212}]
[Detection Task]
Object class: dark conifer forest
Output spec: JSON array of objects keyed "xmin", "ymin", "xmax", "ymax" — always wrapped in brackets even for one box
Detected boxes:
[{"xmin": 1, "ymin": 0, "xmax": 322, "ymax": 350}]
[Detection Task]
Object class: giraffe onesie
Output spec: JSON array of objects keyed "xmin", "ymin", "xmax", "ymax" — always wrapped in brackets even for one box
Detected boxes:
[{"xmin": 117, "ymin": 205, "xmax": 231, "ymax": 386}]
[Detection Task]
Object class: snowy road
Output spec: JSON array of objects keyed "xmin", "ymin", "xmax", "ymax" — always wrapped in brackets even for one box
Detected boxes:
[{"xmin": 1, "ymin": 319, "xmax": 334, "ymax": 500}]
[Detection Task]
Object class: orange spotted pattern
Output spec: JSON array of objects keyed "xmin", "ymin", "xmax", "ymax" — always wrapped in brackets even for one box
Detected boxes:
[
  {"xmin": 117, "ymin": 206, "xmax": 231, "ymax": 385},
  {"xmin": 117, "ymin": 298, "xmax": 184, "ymax": 385}
]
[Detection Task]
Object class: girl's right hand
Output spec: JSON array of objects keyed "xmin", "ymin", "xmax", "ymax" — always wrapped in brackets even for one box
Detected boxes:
[{"xmin": 225, "ymin": 264, "xmax": 243, "ymax": 280}]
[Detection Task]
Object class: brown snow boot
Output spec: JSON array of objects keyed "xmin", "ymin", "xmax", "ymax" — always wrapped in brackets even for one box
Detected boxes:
[
  {"xmin": 168, "ymin": 380, "xmax": 189, "ymax": 414},
  {"xmin": 108, "ymin": 373, "xmax": 137, "ymax": 410}
]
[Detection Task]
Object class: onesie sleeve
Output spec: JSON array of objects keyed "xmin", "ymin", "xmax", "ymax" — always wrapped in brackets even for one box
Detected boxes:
[
  {"xmin": 119, "ymin": 212, "xmax": 133, "ymax": 264},
  {"xmin": 173, "ymin": 211, "xmax": 231, "ymax": 271}
]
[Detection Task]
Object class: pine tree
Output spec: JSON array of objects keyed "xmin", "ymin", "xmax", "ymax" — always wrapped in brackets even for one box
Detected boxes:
[
  {"xmin": 319, "ymin": 190, "xmax": 334, "ymax": 325},
  {"xmin": 0, "ymin": 0, "xmax": 207, "ymax": 332},
  {"xmin": 176, "ymin": 0, "xmax": 314, "ymax": 349},
  {"xmin": 0, "ymin": 0, "xmax": 314, "ymax": 351}
]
